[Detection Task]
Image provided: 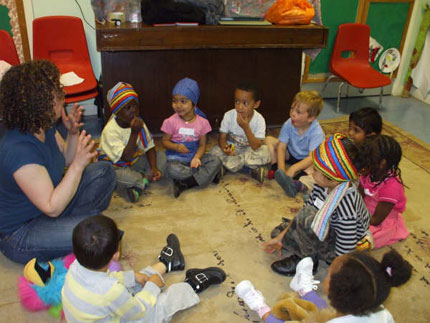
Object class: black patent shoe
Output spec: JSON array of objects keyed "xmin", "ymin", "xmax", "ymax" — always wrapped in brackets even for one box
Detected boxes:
[
  {"xmin": 271, "ymin": 255, "xmax": 302, "ymax": 276},
  {"xmin": 272, "ymin": 254, "xmax": 319, "ymax": 276},
  {"xmin": 185, "ymin": 267, "xmax": 226, "ymax": 293},
  {"xmin": 158, "ymin": 234, "xmax": 185, "ymax": 272},
  {"xmin": 270, "ymin": 217, "xmax": 291, "ymax": 238}
]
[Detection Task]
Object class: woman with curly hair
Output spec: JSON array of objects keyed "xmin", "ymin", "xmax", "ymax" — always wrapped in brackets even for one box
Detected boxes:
[{"xmin": 0, "ymin": 60, "xmax": 116, "ymax": 264}]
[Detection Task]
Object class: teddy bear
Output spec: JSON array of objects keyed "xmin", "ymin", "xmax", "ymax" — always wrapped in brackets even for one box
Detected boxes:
[{"xmin": 271, "ymin": 292, "xmax": 336, "ymax": 323}]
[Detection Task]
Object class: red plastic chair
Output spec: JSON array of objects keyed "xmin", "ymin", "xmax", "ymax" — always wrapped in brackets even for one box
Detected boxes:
[
  {"xmin": 323, "ymin": 23, "xmax": 391, "ymax": 112},
  {"xmin": 33, "ymin": 16, "xmax": 99, "ymax": 105},
  {"xmin": 0, "ymin": 30, "xmax": 20, "ymax": 65}
]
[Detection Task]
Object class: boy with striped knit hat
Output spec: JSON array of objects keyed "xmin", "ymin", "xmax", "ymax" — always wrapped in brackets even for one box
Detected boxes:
[
  {"xmin": 99, "ymin": 82, "xmax": 166, "ymax": 202},
  {"xmin": 263, "ymin": 133, "xmax": 370, "ymax": 276}
]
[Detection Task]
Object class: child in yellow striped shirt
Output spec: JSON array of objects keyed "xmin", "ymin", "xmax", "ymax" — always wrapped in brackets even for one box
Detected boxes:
[{"xmin": 62, "ymin": 215, "xmax": 226, "ymax": 322}]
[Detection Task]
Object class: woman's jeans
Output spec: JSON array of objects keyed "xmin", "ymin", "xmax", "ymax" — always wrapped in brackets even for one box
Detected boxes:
[{"xmin": 0, "ymin": 162, "xmax": 116, "ymax": 264}]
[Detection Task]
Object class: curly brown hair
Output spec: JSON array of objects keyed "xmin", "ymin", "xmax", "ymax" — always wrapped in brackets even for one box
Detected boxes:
[{"xmin": 0, "ymin": 60, "xmax": 64, "ymax": 133}]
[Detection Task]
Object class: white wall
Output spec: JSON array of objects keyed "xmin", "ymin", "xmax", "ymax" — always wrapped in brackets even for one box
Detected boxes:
[{"xmin": 23, "ymin": 0, "xmax": 101, "ymax": 79}]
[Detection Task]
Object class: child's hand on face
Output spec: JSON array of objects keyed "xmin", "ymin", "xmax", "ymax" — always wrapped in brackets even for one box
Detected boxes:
[
  {"xmin": 223, "ymin": 144, "xmax": 235, "ymax": 156},
  {"xmin": 190, "ymin": 158, "xmax": 201, "ymax": 168},
  {"xmin": 130, "ymin": 117, "xmax": 144, "ymax": 134},
  {"xmin": 237, "ymin": 113, "xmax": 250, "ymax": 129},
  {"xmin": 176, "ymin": 144, "xmax": 190, "ymax": 154}
]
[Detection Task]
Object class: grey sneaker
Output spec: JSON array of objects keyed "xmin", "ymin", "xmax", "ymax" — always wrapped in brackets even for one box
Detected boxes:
[
  {"xmin": 250, "ymin": 167, "xmax": 265, "ymax": 183},
  {"xmin": 274, "ymin": 169, "xmax": 297, "ymax": 197}
]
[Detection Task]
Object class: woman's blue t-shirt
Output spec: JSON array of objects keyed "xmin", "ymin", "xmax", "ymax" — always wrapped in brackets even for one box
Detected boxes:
[{"xmin": 0, "ymin": 127, "xmax": 65, "ymax": 234}]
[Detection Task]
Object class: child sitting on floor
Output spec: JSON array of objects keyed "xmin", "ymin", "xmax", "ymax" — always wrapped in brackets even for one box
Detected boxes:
[
  {"xmin": 348, "ymin": 107, "xmax": 382, "ymax": 144},
  {"xmin": 209, "ymin": 81, "xmax": 271, "ymax": 183},
  {"xmin": 236, "ymin": 249, "xmax": 412, "ymax": 322},
  {"xmin": 359, "ymin": 135, "xmax": 409, "ymax": 249},
  {"xmin": 62, "ymin": 215, "xmax": 226, "ymax": 322},
  {"xmin": 161, "ymin": 77, "xmax": 222, "ymax": 198},
  {"xmin": 265, "ymin": 90, "xmax": 325, "ymax": 197},
  {"xmin": 263, "ymin": 134, "xmax": 370, "ymax": 276},
  {"xmin": 99, "ymin": 82, "xmax": 166, "ymax": 203}
]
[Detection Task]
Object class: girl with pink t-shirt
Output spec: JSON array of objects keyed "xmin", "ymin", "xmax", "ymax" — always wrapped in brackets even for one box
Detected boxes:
[
  {"xmin": 359, "ymin": 135, "xmax": 409, "ymax": 249},
  {"xmin": 161, "ymin": 78, "xmax": 222, "ymax": 198}
]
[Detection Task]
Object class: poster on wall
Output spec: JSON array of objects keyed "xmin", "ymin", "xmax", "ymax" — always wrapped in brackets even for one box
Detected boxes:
[{"xmin": 0, "ymin": 0, "xmax": 30, "ymax": 63}]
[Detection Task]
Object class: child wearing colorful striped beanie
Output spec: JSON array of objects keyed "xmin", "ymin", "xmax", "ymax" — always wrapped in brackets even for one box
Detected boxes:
[
  {"xmin": 263, "ymin": 133, "xmax": 370, "ymax": 276},
  {"xmin": 99, "ymin": 82, "xmax": 166, "ymax": 203}
]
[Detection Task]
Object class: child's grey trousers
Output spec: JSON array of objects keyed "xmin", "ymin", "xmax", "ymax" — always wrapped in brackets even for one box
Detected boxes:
[{"xmin": 130, "ymin": 266, "xmax": 200, "ymax": 323}]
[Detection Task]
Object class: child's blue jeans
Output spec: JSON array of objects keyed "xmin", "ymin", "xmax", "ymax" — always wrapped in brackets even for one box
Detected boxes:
[{"xmin": 0, "ymin": 161, "xmax": 115, "ymax": 264}]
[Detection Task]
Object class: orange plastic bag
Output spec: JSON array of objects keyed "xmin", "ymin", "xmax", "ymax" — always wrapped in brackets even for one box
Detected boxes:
[{"xmin": 265, "ymin": 0, "xmax": 315, "ymax": 25}]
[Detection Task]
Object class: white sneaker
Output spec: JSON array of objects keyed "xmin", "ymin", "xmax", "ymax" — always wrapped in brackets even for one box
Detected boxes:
[
  {"xmin": 289, "ymin": 257, "xmax": 320, "ymax": 296},
  {"xmin": 235, "ymin": 280, "xmax": 267, "ymax": 311}
]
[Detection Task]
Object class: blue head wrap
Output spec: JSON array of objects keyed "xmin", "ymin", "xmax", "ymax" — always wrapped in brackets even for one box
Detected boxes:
[
  {"xmin": 172, "ymin": 78, "xmax": 200, "ymax": 105},
  {"xmin": 172, "ymin": 77, "xmax": 207, "ymax": 119}
]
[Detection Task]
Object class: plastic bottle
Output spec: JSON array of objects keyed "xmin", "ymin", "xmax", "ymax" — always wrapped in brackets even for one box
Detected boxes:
[{"xmin": 127, "ymin": 0, "xmax": 142, "ymax": 23}]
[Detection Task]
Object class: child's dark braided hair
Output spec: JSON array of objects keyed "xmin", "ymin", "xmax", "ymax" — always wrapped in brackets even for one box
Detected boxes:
[
  {"xmin": 360, "ymin": 135, "xmax": 404, "ymax": 187},
  {"xmin": 328, "ymin": 249, "xmax": 412, "ymax": 316}
]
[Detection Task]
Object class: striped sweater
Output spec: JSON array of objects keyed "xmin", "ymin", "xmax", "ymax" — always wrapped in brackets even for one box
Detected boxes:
[
  {"xmin": 62, "ymin": 260, "xmax": 160, "ymax": 322},
  {"xmin": 305, "ymin": 184, "xmax": 370, "ymax": 256}
]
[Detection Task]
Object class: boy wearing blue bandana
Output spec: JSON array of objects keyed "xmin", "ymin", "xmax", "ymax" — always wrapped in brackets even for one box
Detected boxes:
[
  {"xmin": 161, "ymin": 78, "xmax": 222, "ymax": 198},
  {"xmin": 99, "ymin": 82, "xmax": 166, "ymax": 203},
  {"xmin": 263, "ymin": 134, "xmax": 370, "ymax": 276}
]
